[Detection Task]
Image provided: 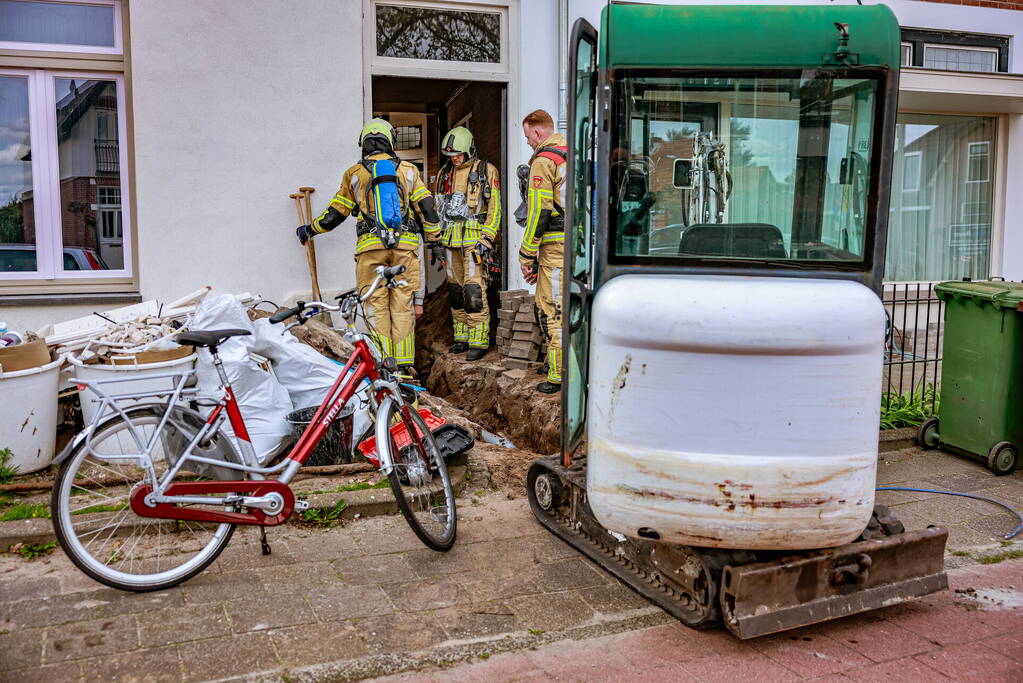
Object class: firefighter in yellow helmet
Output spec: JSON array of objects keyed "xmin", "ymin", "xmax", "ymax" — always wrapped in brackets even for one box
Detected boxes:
[
  {"xmin": 433, "ymin": 126, "xmax": 501, "ymax": 361},
  {"xmin": 295, "ymin": 118, "xmax": 440, "ymax": 372},
  {"xmin": 519, "ymin": 109, "xmax": 566, "ymax": 394}
]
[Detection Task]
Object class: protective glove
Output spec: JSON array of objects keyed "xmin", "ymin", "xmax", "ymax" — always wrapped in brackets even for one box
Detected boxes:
[
  {"xmin": 296, "ymin": 224, "xmax": 314, "ymax": 245},
  {"xmin": 428, "ymin": 242, "xmax": 447, "ymax": 268},
  {"xmin": 474, "ymin": 237, "xmax": 494, "ymax": 260}
]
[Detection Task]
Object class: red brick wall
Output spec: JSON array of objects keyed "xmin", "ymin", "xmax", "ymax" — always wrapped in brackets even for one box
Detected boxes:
[{"xmin": 916, "ymin": 0, "xmax": 1022, "ymax": 9}]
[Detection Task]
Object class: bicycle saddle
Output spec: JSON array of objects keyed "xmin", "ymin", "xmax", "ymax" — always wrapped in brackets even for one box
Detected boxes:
[{"xmin": 175, "ymin": 329, "xmax": 251, "ymax": 350}]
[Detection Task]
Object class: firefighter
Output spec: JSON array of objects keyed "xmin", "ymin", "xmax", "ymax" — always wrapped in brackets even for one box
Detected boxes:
[
  {"xmin": 518, "ymin": 109, "xmax": 567, "ymax": 394},
  {"xmin": 295, "ymin": 118, "xmax": 440, "ymax": 373},
  {"xmin": 433, "ymin": 126, "xmax": 501, "ymax": 361}
]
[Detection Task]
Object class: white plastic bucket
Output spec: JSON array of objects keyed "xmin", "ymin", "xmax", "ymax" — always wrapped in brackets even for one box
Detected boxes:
[
  {"xmin": 68, "ymin": 352, "xmax": 196, "ymax": 426},
  {"xmin": 0, "ymin": 355, "xmax": 64, "ymax": 474}
]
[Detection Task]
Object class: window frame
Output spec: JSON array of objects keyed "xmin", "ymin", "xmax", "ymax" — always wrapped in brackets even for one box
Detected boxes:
[
  {"xmin": 922, "ymin": 44, "xmax": 999, "ymax": 74},
  {"xmin": 370, "ymin": 0, "xmax": 509, "ymax": 76},
  {"xmin": 966, "ymin": 140, "xmax": 991, "ymax": 184},
  {"xmin": 0, "ymin": 68, "xmax": 132, "ymax": 282},
  {"xmin": 0, "ymin": 0, "xmax": 122, "ymax": 55},
  {"xmin": 884, "ymin": 110, "xmax": 1004, "ymax": 286},
  {"xmin": 900, "ymin": 42, "xmax": 912, "ymax": 68},
  {"xmin": 606, "ymin": 67, "xmax": 889, "ymax": 273},
  {"xmin": 900, "ymin": 27, "xmax": 1009, "ymax": 73},
  {"xmin": 902, "ymin": 150, "xmax": 922, "ymax": 192}
]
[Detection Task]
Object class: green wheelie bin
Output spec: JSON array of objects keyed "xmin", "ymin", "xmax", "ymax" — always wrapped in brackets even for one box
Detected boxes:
[{"xmin": 917, "ymin": 280, "xmax": 1023, "ymax": 475}]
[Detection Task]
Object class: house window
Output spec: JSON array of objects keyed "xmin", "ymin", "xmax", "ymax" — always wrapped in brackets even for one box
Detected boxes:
[
  {"xmin": 0, "ymin": 1, "xmax": 130, "ymax": 286},
  {"xmin": 903, "ymin": 151, "xmax": 921, "ymax": 192},
  {"xmin": 923, "ymin": 45, "xmax": 998, "ymax": 73},
  {"xmin": 393, "ymin": 124, "xmax": 422, "ymax": 151},
  {"xmin": 901, "ymin": 28, "xmax": 1008, "ymax": 73},
  {"xmin": 0, "ymin": 0, "xmax": 119, "ymax": 54},
  {"xmin": 885, "ymin": 114, "xmax": 995, "ymax": 283},
  {"xmin": 900, "ymin": 42, "xmax": 912, "ymax": 67},
  {"xmin": 375, "ymin": 3, "xmax": 501, "ymax": 64},
  {"xmin": 967, "ymin": 141, "xmax": 990, "ymax": 183}
]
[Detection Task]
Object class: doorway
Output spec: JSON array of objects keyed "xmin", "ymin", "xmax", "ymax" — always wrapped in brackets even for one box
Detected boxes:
[{"xmin": 373, "ymin": 75, "xmax": 508, "ymax": 338}]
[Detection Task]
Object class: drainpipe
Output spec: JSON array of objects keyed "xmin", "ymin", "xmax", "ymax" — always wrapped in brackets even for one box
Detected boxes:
[{"xmin": 557, "ymin": 0, "xmax": 568, "ymax": 132}]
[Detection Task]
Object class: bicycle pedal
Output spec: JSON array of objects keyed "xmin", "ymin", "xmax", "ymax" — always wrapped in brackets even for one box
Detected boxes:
[{"xmin": 294, "ymin": 500, "xmax": 310, "ymax": 512}]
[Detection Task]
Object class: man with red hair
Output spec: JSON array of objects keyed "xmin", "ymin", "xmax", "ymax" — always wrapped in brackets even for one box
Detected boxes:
[{"xmin": 519, "ymin": 109, "xmax": 567, "ymax": 394}]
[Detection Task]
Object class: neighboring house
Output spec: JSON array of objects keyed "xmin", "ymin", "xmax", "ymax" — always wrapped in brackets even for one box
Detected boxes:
[{"xmin": 0, "ymin": 0, "xmax": 1020, "ymax": 333}]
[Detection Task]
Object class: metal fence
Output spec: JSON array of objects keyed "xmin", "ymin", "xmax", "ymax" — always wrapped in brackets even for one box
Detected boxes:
[{"xmin": 882, "ymin": 282, "xmax": 943, "ymax": 413}]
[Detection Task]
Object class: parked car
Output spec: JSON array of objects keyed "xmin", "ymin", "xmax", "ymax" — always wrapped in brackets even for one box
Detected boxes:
[{"xmin": 0, "ymin": 244, "xmax": 109, "ymax": 272}]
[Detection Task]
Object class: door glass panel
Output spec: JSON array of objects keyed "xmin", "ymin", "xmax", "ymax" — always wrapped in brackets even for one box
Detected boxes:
[
  {"xmin": 55, "ymin": 77, "xmax": 120, "ymax": 271},
  {"xmin": 565, "ymin": 30, "xmax": 597, "ymax": 450},
  {"xmin": 0, "ymin": 1, "xmax": 115, "ymax": 47},
  {"xmin": 376, "ymin": 5, "xmax": 500, "ymax": 64},
  {"xmin": 0, "ymin": 76, "xmax": 35, "ymax": 273}
]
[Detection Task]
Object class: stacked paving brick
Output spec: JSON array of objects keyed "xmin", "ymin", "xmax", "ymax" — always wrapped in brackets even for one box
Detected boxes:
[{"xmin": 496, "ymin": 289, "xmax": 545, "ymax": 370}]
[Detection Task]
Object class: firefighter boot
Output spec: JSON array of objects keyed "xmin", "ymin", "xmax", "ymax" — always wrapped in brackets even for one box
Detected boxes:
[
  {"xmin": 449, "ymin": 342, "xmax": 469, "ymax": 354},
  {"xmin": 536, "ymin": 381, "xmax": 561, "ymax": 394},
  {"xmin": 466, "ymin": 348, "xmax": 487, "ymax": 361}
]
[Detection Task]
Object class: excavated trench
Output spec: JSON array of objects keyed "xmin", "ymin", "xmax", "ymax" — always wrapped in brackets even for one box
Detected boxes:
[{"xmin": 414, "ymin": 287, "xmax": 561, "ymax": 457}]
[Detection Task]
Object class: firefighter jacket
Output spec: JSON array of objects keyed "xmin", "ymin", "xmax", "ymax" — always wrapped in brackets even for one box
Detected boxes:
[
  {"xmin": 432, "ymin": 157, "xmax": 501, "ymax": 248},
  {"xmin": 519, "ymin": 133, "xmax": 567, "ymax": 265},
  {"xmin": 310, "ymin": 153, "xmax": 440, "ymax": 255}
]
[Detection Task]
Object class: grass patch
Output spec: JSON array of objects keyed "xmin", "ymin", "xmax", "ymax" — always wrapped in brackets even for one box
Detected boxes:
[
  {"xmin": 951, "ymin": 550, "xmax": 971, "ymax": 557},
  {"xmin": 298, "ymin": 498, "xmax": 348, "ymax": 528},
  {"xmin": 880, "ymin": 385, "xmax": 939, "ymax": 430},
  {"xmin": 0, "ymin": 448, "xmax": 18, "ymax": 485},
  {"xmin": 7, "ymin": 541, "xmax": 56, "ymax": 560},
  {"xmin": 976, "ymin": 549, "xmax": 1023, "ymax": 565},
  {"xmin": 0, "ymin": 503, "xmax": 50, "ymax": 521}
]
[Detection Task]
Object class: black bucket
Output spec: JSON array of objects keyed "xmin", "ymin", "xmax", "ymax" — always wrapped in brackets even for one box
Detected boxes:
[{"xmin": 286, "ymin": 403, "xmax": 355, "ymax": 466}]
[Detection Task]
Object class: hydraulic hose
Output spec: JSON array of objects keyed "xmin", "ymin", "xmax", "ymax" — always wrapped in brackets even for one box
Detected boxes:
[{"xmin": 876, "ymin": 486, "xmax": 1023, "ymax": 540}]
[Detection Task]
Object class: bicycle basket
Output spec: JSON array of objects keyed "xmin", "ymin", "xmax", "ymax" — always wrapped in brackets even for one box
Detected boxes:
[{"xmin": 286, "ymin": 404, "xmax": 355, "ymax": 466}]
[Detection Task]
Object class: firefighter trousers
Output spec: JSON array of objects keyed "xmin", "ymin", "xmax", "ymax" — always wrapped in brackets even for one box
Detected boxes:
[
  {"xmin": 446, "ymin": 246, "xmax": 490, "ymax": 349},
  {"xmin": 535, "ymin": 242, "xmax": 563, "ymax": 383},
  {"xmin": 355, "ymin": 247, "xmax": 420, "ymax": 366}
]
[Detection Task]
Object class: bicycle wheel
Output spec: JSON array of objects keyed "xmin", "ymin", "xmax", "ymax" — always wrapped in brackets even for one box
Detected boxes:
[
  {"xmin": 379, "ymin": 398, "xmax": 456, "ymax": 551},
  {"xmin": 52, "ymin": 407, "xmax": 237, "ymax": 591}
]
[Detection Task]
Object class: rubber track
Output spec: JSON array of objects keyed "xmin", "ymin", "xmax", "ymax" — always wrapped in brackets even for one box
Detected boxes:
[{"xmin": 527, "ymin": 455, "xmax": 721, "ymax": 629}]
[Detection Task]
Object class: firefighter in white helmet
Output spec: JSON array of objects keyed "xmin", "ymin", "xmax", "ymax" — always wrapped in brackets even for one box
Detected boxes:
[
  {"xmin": 295, "ymin": 118, "xmax": 440, "ymax": 372},
  {"xmin": 433, "ymin": 126, "xmax": 502, "ymax": 361}
]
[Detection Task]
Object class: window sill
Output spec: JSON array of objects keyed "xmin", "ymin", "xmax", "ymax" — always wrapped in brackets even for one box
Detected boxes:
[{"xmin": 0, "ymin": 292, "xmax": 142, "ymax": 306}]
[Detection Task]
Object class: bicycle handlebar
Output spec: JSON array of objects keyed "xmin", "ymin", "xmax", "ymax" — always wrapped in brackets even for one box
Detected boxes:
[
  {"xmin": 271, "ymin": 266, "xmax": 408, "ymax": 326},
  {"xmin": 269, "ymin": 304, "xmax": 304, "ymax": 324}
]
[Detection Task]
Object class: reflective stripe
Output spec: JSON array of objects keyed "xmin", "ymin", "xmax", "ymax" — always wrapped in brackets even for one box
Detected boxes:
[
  {"xmin": 453, "ymin": 321, "xmax": 469, "ymax": 342},
  {"xmin": 393, "ymin": 330, "xmax": 415, "ymax": 365},
  {"xmin": 547, "ymin": 347, "xmax": 562, "ymax": 383},
  {"xmin": 468, "ymin": 319, "xmax": 490, "ymax": 349},
  {"xmin": 333, "ymin": 194, "xmax": 356, "ymax": 209},
  {"xmin": 410, "ymin": 186, "xmax": 430, "ymax": 201}
]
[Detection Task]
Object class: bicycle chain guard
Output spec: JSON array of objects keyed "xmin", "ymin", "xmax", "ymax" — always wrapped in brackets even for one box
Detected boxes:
[{"xmin": 129, "ymin": 480, "xmax": 296, "ymax": 526}]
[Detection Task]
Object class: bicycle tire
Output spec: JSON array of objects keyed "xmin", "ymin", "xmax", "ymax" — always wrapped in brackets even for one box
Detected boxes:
[
  {"xmin": 378, "ymin": 398, "xmax": 456, "ymax": 551},
  {"xmin": 51, "ymin": 406, "xmax": 237, "ymax": 592}
]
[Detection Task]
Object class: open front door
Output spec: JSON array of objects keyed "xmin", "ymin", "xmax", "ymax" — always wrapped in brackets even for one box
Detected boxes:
[{"xmin": 561, "ymin": 18, "xmax": 599, "ymax": 465}]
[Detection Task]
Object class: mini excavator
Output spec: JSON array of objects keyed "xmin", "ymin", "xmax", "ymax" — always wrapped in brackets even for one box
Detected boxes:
[{"xmin": 527, "ymin": 3, "xmax": 948, "ymax": 639}]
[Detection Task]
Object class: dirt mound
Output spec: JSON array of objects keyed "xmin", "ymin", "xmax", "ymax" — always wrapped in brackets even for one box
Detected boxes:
[
  {"xmin": 415, "ymin": 287, "xmax": 454, "ymax": 378},
  {"xmin": 470, "ymin": 442, "xmax": 543, "ymax": 498},
  {"xmin": 425, "ymin": 349, "xmax": 561, "ymax": 455}
]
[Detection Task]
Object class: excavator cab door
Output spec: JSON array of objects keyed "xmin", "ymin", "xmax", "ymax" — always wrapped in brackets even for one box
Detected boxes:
[{"xmin": 561, "ymin": 17, "xmax": 599, "ymax": 465}]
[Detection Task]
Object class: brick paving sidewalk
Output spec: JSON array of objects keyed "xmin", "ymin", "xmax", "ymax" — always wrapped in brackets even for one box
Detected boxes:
[
  {"xmin": 1, "ymin": 443, "xmax": 1020, "ymax": 682},
  {"xmin": 375, "ymin": 558, "xmax": 1023, "ymax": 682}
]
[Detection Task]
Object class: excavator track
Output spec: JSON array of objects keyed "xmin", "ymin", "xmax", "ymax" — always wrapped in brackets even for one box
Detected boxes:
[
  {"xmin": 528, "ymin": 455, "xmax": 950, "ymax": 639},
  {"xmin": 527, "ymin": 455, "xmax": 745, "ymax": 630}
]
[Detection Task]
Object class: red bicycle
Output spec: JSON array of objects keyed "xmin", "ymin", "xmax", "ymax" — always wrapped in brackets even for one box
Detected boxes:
[{"xmin": 51, "ymin": 265, "xmax": 456, "ymax": 591}]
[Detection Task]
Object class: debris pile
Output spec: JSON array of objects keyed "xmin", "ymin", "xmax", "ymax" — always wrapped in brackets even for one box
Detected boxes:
[
  {"xmin": 73, "ymin": 319, "xmax": 186, "ymax": 365},
  {"xmin": 495, "ymin": 289, "xmax": 546, "ymax": 369},
  {"xmin": 424, "ymin": 349, "xmax": 560, "ymax": 455}
]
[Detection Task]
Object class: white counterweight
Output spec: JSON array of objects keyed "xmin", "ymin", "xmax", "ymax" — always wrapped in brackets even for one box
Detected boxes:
[{"xmin": 586, "ymin": 274, "xmax": 885, "ymax": 550}]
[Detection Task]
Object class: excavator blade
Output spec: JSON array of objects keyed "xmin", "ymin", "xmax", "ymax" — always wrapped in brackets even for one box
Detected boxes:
[{"xmin": 720, "ymin": 526, "xmax": 948, "ymax": 639}]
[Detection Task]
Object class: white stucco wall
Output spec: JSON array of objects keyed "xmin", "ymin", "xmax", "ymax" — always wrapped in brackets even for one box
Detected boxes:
[{"xmin": 130, "ymin": 0, "xmax": 364, "ymax": 306}]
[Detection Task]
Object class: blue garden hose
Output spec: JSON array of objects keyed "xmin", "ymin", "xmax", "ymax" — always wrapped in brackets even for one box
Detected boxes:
[{"xmin": 876, "ymin": 486, "xmax": 1023, "ymax": 540}]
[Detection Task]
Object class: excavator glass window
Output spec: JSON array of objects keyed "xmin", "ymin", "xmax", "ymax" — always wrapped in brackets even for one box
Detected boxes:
[{"xmin": 609, "ymin": 70, "xmax": 882, "ymax": 267}]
